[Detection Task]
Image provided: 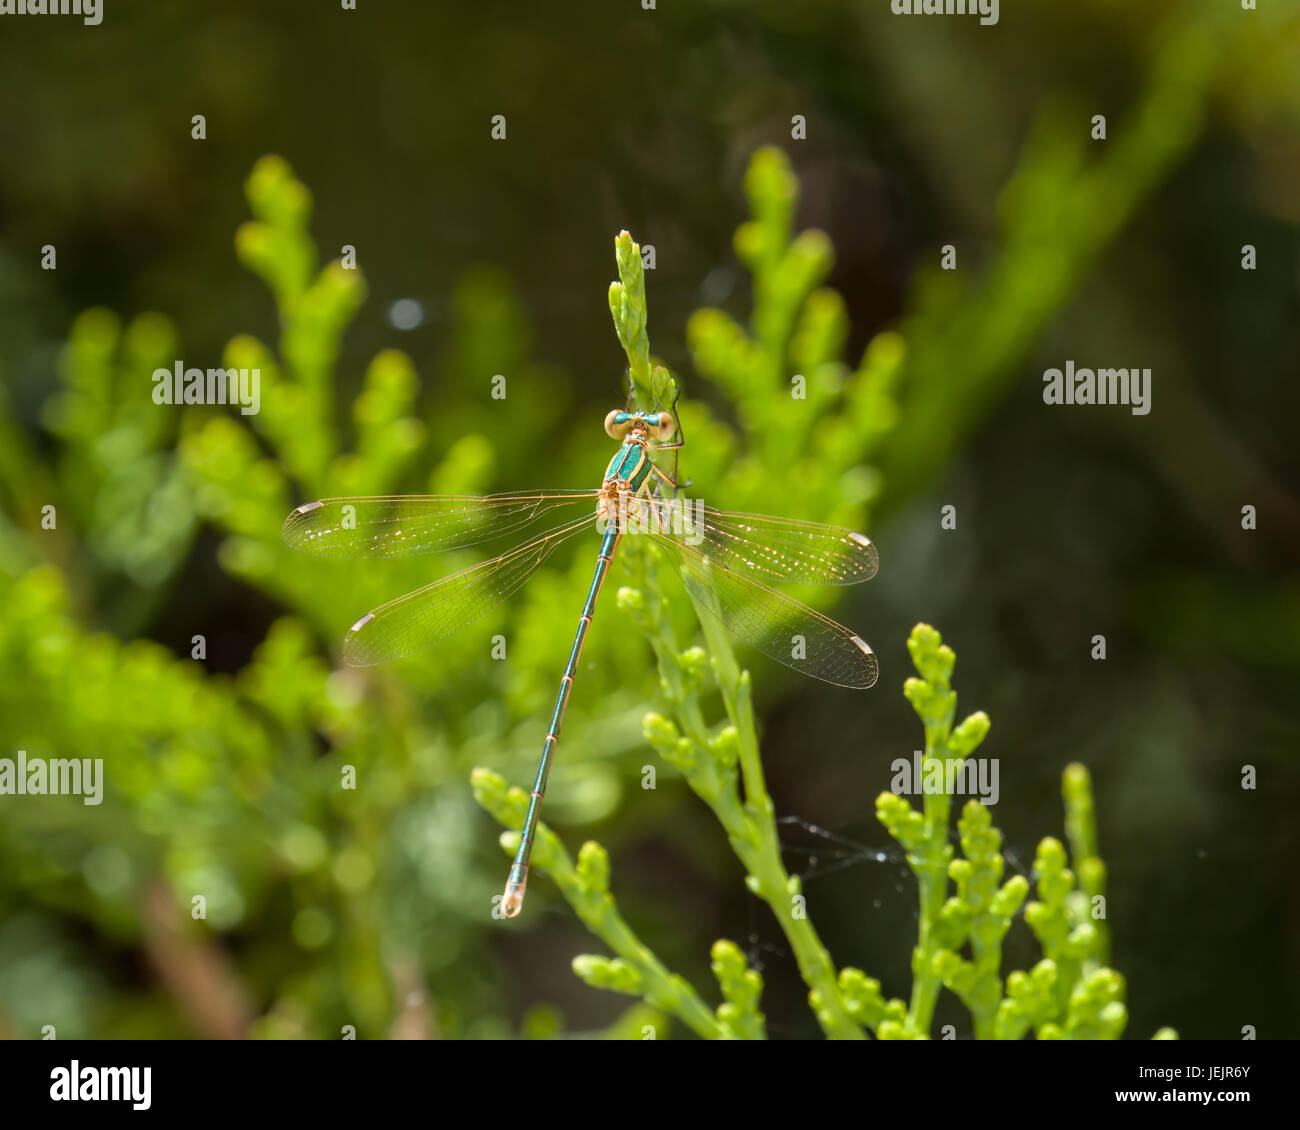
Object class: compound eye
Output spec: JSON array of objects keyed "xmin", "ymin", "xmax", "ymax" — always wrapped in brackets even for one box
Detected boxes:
[
  {"xmin": 653, "ymin": 411, "xmax": 675, "ymax": 442},
  {"xmin": 605, "ymin": 410, "xmax": 631, "ymax": 439}
]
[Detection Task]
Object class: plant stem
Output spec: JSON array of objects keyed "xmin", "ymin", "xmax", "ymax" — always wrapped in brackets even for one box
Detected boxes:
[
  {"xmin": 690, "ymin": 606, "xmax": 865, "ymax": 1041},
  {"xmin": 906, "ymin": 725, "xmax": 955, "ymax": 1036},
  {"xmin": 551, "ymin": 844, "xmax": 728, "ymax": 1039}
]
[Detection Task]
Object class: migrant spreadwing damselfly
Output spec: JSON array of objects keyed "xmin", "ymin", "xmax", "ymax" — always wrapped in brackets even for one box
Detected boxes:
[{"xmin": 282, "ymin": 405, "xmax": 879, "ymax": 916}]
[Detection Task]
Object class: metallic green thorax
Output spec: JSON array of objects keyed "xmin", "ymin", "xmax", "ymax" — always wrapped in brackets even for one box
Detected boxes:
[{"xmin": 605, "ymin": 438, "xmax": 653, "ymax": 492}]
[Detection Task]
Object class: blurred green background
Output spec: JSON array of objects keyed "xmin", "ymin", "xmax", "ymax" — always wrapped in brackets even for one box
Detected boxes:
[{"xmin": 1, "ymin": 0, "xmax": 1297, "ymax": 1039}]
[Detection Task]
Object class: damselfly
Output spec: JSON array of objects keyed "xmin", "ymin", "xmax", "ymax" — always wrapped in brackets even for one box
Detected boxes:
[{"xmin": 282, "ymin": 406, "xmax": 879, "ymax": 916}]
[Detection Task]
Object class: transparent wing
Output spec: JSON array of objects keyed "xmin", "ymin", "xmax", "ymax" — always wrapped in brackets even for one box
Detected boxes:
[
  {"xmin": 643, "ymin": 498, "xmax": 878, "ymax": 586},
  {"xmin": 649, "ymin": 532, "xmax": 878, "ymax": 689},
  {"xmin": 342, "ymin": 513, "xmax": 594, "ymax": 666},
  {"xmin": 282, "ymin": 491, "xmax": 600, "ymax": 558}
]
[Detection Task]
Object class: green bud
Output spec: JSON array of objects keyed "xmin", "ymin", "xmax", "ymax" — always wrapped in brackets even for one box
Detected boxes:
[
  {"xmin": 576, "ymin": 841, "xmax": 610, "ymax": 892},
  {"xmin": 617, "ymin": 585, "xmax": 646, "ymax": 618},
  {"xmin": 950, "ymin": 711, "xmax": 990, "ymax": 757},
  {"xmin": 678, "ymin": 646, "xmax": 710, "ymax": 689},
  {"xmin": 709, "ymin": 726, "xmax": 740, "ymax": 769},
  {"xmin": 642, "ymin": 712, "xmax": 680, "ymax": 752},
  {"xmin": 906, "ymin": 623, "xmax": 955, "ymax": 684},
  {"xmin": 990, "ymin": 875, "xmax": 1030, "ymax": 918},
  {"xmin": 573, "ymin": 954, "xmax": 642, "ymax": 995}
]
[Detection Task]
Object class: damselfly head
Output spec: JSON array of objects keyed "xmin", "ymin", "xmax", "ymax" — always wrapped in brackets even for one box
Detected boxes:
[{"xmin": 605, "ymin": 409, "xmax": 675, "ymax": 441}]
